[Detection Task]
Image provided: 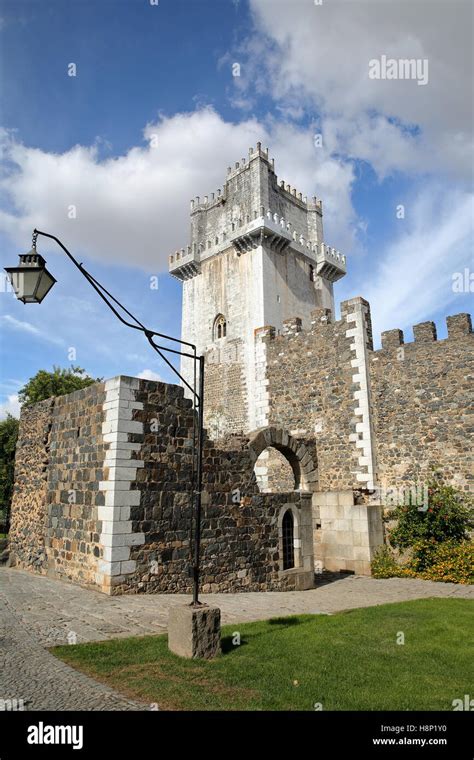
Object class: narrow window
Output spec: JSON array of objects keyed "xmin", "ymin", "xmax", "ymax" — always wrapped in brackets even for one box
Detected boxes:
[
  {"xmin": 282, "ymin": 510, "xmax": 295, "ymax": 570},
  {"xmin": 213, "ymin": 314, "xmax": 227, "ymax": 341},
  {"xmin": 309, "ymin": 264, "xmax": 315, "ymax": 281}
]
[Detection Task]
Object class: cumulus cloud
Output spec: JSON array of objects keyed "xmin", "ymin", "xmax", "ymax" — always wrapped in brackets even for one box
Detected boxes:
[
  {"xmin": 0, "ymin": 0, "xmax": 471, "ymax": 338},
  {"xmin": 361, "ymin": 188, "xmax": 473, "ymax": 338},
  {"xmin": 136, "ymin": 369, "xmax": 162, "ymax": 381},
  {"xmin": 0, "ymin": 393, "xmax": 20, "ymax": 419},
  {"xmin": 0, "ymin": 110, "xmax": 358, "ymax": 269},
  {"xmin": 0, "ymin": 111, "xmax": 260, "ymax": 271},
  {"xmin": 246, "ymin": 0, "xmax": 472, "ymax": 181}
]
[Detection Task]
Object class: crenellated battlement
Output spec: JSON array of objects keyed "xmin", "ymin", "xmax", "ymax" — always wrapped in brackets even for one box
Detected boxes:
[
  {"xmin": 251, "ymin": 298, "xmax": 474, "ymax": 498},
  {"xmin": 378, "ymin": 313, "xmax": 472, "ymax": 351},
  {"xmin": 169, "ymin": 204, "xmax": 345, "ymax": 280},
  {"xmin": 254, "ymin": 305, "xmax": 473, "ymax": 351},
  {"xmin": 188, "ymin": 143, "xmax": 322, "ymax": 214},
  {"xmin": 170, "ymin": 142, "xmax": 337, "ymax": 281}
]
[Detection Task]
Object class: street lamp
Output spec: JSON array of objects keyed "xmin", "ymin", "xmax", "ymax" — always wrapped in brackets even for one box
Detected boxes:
[
  {"xmin": 5, "ymin": 229, "xmax": 206, "ymax": 607},
  {"xmin": 4, "ymin": 244, "xmax": 56, "ymax": 304}
]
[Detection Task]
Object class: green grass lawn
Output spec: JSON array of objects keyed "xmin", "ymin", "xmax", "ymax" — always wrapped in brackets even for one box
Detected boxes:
[{"xmin": 52, "ymin": 598, "xmax": 472, "ymax": 711}]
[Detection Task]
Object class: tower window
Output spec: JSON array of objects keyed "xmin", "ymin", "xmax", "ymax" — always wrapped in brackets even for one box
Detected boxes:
[
  {"xmin": 213, "ymin": 314, "xmax": 227, "ymax": 340},
  {"xmin": 309, "ymin": 264, "xmax": 315, "ymax": 282},
  {"xmin": 282, "ymin": 510, "xmax": 295, "ymax": 570}
]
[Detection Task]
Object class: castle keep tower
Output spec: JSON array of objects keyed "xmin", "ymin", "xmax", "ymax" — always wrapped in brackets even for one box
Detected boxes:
[{"xmin": 169, "ymin": 143, "xmax": 346, "ymax": 435}]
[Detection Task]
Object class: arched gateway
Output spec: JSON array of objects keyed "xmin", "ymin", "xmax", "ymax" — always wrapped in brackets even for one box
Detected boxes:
[{"xmin": 247, "ymin": 427, "xmax": 318, "ymax": 492}]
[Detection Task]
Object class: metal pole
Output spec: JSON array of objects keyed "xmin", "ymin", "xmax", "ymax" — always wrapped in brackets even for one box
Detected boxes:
[
  {"xmin": 192, "ymin": 355, "xmax": 205, "ymax": 606},
  {"xmin": 9, "ymin": 230, "xmax": 207, "ymax": 604}
]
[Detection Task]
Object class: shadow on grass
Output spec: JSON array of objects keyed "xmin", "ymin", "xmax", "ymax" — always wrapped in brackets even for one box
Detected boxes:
[
  {"xmin": 221, "ymin": 635, "xmax": 249, "ymax": 654},
  {"xmin": 220, "ymin": 615, "xmax": 314, "ymax": 654},
  {"xmin": 268, "ymin": 616, "xmax": 303, "ymax": 627}
]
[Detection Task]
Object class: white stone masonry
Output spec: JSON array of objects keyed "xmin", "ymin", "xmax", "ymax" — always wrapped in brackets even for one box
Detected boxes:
[
  {"xmin": 345, "ymin": 303, "xmax": 377, "ymax": 489},
  {"xmin": 96, "ymin": 376, "xmax": 145, "ymax": 593}
]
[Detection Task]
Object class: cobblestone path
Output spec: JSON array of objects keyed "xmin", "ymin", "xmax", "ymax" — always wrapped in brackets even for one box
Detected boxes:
[{"xmin": 1, "ymin": 568, "xmax": 471, "ymax": 710}]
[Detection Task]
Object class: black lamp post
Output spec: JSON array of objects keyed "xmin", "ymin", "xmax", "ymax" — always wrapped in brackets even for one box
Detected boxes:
[{"xmin": 5, "ymin": 229, "xmax": 205, "ymax": 606}]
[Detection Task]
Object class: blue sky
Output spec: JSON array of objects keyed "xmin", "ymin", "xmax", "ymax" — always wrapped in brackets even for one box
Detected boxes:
[{"xmin": 0, "ymin": 0, "xmax": 472, "ymax": 417}]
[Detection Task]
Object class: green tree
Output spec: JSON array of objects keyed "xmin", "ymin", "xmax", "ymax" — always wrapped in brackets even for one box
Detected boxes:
[
  {"xmin": 387, "ymin": 481, "xmax": 472, "ymax": 551},
  {"xmin": 18, "ymin": 366, "xmax": 101, "ymax": 406},
  {"xmin": 0, "ymin": 367, "xmax": 101, "ymax": 532},
  {"xmin": 0, "ymin": 414, "xmax": 20, "ymax": 531}
]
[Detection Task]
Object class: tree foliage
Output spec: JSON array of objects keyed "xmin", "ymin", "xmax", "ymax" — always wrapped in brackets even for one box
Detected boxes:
[
  {"xmin": 1, "ymin": 366, "xmax": 101, "ymax": 530},
  {"xmin": 18, "ymin": 366, "xmax": 101, "ymax": 406},
  {"xmin": 0, "ymin": 414, "xmax": 20, "ymax": 526},
  {"xmin": 386, "ymin": 481, "xmax": 472, "ymax": 550}
]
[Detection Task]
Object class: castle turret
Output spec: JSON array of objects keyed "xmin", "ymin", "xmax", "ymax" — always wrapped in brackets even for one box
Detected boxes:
[{"xmin": 169, "ymin": 144, "xmax": 347, "ymax": 435}]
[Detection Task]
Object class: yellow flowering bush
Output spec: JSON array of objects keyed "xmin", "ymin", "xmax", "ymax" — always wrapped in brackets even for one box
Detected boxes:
[{"xmin": 372, "ymin": 482, "xmax": 473, "ymax": 584}]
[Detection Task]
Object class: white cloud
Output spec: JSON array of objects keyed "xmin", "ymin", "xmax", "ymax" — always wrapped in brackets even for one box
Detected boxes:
[
  {"xmin": 360, "ymin": 188, "xmax": 474, "ymax": 338},
  {"xmin": 0, "ymin": 110, "xmax": 358, "ymax": 269},
  {"xmin": 0, "ymin": 393, "xmax": 20, "ymax": 419},
  {"xmin": 136, "ymin": 369, "xmax": 162, "ymax": 381},
  {"xmin": 246, "ymin": 0, "xmax": 473, "ymax": 181},
  {"xmin": 1, "ymin": 2, "xmax": 471, "ymax": 340}
]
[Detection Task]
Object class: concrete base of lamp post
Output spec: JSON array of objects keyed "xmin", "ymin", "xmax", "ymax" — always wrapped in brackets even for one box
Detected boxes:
[{"xmin": 168, "ymin": 604, "xmax": 221, "ymax": 659}]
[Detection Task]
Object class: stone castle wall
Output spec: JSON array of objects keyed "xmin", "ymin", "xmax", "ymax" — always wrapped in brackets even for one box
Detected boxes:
[
  {"xmin": 46, "ymin": 383, "xmax": 107, "ymax": 586},
  {"xmin": 9, "ymin": 377, "xmax": 315, "ymax": 594},
  {"xmin": 9, "ymin": 385, "xmax": 107, "ymax": 587},
  {"xmin": 9, "ymin": 398, "xmax": 54, "ymax": 572},
  {"xmin": 258, "ymin": 298, "xmax": 375, "ymax": 491},
  {"xmin": 106, "ymin": 379, "xmax": 314, "ymax": 594},
  {"xmin": 371, "ymin": 313, "xmax": 474, "ymax": 494},
  {"xmin": 9, "ymin": 302, "xmax": 472, "ymax": 592},
  {"xmin": 258, "ymin": 300, "xmax": 473, "ymax": 494}
]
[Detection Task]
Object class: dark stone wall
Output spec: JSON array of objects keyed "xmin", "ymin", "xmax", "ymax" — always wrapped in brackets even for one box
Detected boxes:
[
  {"xmin": 262, "ymin": 305, "xmax": 473, "ymax": 495},
  {"xmin": 371, "ymin": 315, "xmax": 474, "ymax": 493},
  {"xmin": 262, "ymin": 308, "xmax": 358, "ymax": 490},
  {"xmin": 9, "ymin": 399, "xmax": 54, "ymax": 572},
  {"xmin": 45, "ymin": 383, "xmax": 107, "ymax": 585},
  {"xmin": 9, "ymin": 384, "xmax": 107, "ymax": 586},
  {"xmin": 11, "ymin": 304, "xmax": 471, "ymax": 594},
  {"xmin": 111, "ymin": 379, "xmax": 309, "ymax": 594}
]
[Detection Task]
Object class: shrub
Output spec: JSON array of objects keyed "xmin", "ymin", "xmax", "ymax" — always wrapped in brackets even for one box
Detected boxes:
[
  {"xmin": 387, "ymin": 481, "xmax": 472, "ymax": 551},
  {"xmin": 371, "ymin": 546, "xmax": 403, "ymax": 579},
  {"xmin": 418, "ymin": 541, "xmax": 474, "ymax": 585},
  {"xmin": 373, "ymin": 481, "xmax": 473, "ymax": 584},
  {"xmin": 371, "ymin": 541, "xmax": 474, "ymax": 584}
]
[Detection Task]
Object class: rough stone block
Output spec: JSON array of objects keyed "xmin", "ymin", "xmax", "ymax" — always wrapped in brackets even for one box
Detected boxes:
[
  {"xmin": 381, "ymin": 328, "xmax": 404, "ymax": 349},
  {"xmin": 168, "ymin": 605, "xmax": 221, "ymax": 659},
  {"xmin": 446, "ymin": 313, "xmax": 472, "ymax": 338},
  {"xmin": 413, "ymin": 321, "xmax": 437, "ymax": 342}
]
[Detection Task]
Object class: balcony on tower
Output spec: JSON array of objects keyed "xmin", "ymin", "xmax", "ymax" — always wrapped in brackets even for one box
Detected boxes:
[
  {"xmin": 169, "ymin": 246, "xmax": 201, "ymax": 281},
  {"xmin": 230, "ymin": 210, "xmax": 294, "ymax": 255},
  {"xmin": 315, "ymin": 243, "xmax": 346, "ymax": 282}
]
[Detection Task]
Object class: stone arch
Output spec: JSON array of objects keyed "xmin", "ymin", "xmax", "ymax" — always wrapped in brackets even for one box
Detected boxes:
[{"xmin": 248, "ymin": 427, "xmax": 318, "ymax": 492}]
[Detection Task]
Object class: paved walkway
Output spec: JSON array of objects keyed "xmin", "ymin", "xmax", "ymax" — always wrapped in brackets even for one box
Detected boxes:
[{"xmin": 0, "ymin": 568, "xmax": 472, "ymax": 710}]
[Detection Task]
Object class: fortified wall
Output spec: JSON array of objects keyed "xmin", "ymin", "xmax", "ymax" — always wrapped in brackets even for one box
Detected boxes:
[
  {"xmin": 256, "ymin": 300, "xmax": 473, "ymax": 495},
  {"xmin": 9, "ymin": 377, "xmax": 315, "ymax": 595}
]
